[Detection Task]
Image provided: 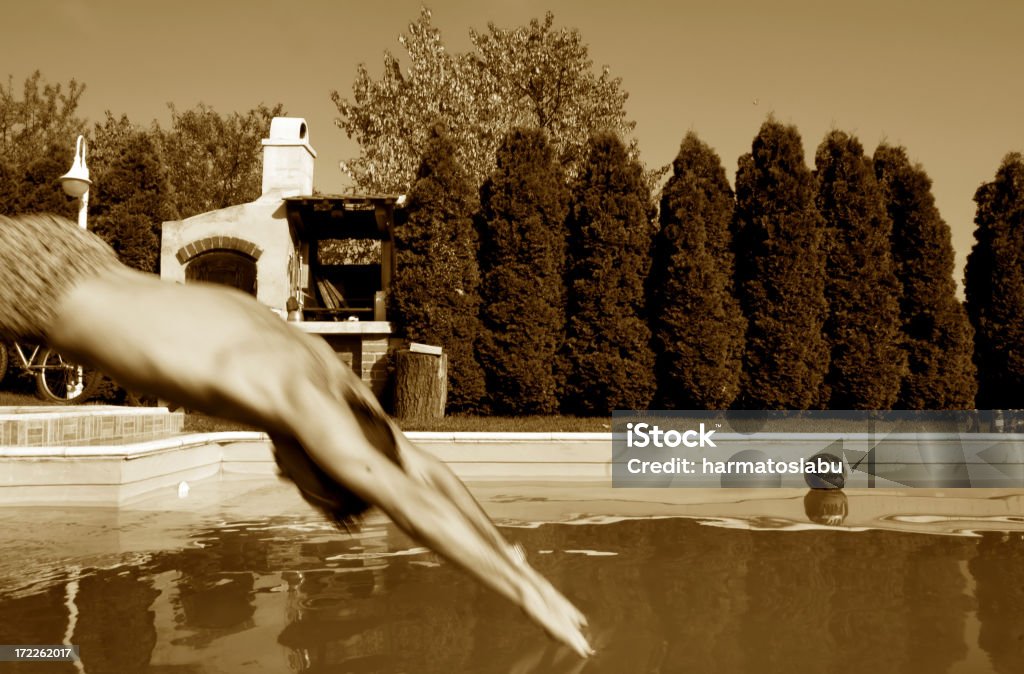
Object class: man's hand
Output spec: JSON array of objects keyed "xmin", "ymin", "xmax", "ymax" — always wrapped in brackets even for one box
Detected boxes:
[{"xmin": 518, "ymin": 572, "xmax": 594, "ymax": 658}]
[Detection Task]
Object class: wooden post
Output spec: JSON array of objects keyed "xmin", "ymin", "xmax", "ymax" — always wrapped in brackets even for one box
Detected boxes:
[{"xmin": 394, "ymin": 348, "xmax": 447, "ymax": 420}]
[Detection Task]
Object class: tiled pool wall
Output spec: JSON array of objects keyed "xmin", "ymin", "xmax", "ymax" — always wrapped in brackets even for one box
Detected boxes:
[{"xmin": 0, "ymin": 406, "xmax": 184, "ymax": 446}]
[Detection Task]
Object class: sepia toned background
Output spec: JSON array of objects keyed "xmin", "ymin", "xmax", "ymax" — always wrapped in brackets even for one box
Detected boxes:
[{"xmin": 2, "ymin": 0, "xmax": 1020, "ymax": 287}]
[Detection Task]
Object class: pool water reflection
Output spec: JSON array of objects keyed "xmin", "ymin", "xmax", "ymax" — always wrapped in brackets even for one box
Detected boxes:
[{"xmin": 1, "ymin": 486, "xmax": 1023, "ymax": 673}]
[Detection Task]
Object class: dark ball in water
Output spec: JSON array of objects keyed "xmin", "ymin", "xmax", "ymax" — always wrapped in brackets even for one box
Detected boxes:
[{"xmin": 804, "ymin": 489, "xmax": 849, "ymax": 525}]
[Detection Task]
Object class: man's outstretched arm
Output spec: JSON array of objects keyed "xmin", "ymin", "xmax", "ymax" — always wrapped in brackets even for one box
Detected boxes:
[{"xmin": 288, "ymin": 384, "xmax": 593, "ymax": 657}]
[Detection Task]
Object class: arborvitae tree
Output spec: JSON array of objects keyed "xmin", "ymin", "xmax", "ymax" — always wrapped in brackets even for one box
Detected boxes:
[
  {"xmin": 814, "ymin": 131, "xmax": 904, "ymax": 409},
  {"xmin": 391, "ymin": 125, "xmax": 487, "ymax": 413},
  {"xmin": 965, "ymin": 153, "xmax": 1024, "ymax": 408},
  {"xmin": 562, "ymin": 133, "xmax": 655, "ymax": 414},
  {"xmin": 478, "ymin": 128, "xmax": 568, "ymax": 414},
  {"xmin": 875, "ymin": 144, "xmax": 977, "ymax": 409},
  {"xmin": 732, "ymin": 119, "xmax": 829, "ymax": 409},
  {"xmin": 649, "ymin": 132, "xmax": 744, "ymax": 409}
]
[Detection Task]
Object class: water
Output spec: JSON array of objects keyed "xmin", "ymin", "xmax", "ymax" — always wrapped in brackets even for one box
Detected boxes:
[{"xmin": 1, "ymin": 480, "xmax": 1023, "ymax": 673}]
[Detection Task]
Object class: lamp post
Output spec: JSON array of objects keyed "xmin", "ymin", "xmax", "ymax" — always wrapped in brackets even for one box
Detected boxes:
[
  {"xmin": 58, "ymin": 135, "xmax": 91, "ymax": 229},
  {"xmin": 56, "ymin": 135, "xmax": 92, "ymax": 401}
]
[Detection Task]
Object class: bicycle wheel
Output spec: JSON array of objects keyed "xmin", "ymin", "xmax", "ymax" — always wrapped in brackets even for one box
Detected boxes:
[{"xmin": 35, "ymin": 348, "xmax": 101, "ymax": 404}]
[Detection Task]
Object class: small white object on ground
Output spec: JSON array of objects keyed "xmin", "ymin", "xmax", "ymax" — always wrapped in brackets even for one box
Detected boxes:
[{"xmin": 177, "ymin": 481, "xmax": 190, "ymax": 498}]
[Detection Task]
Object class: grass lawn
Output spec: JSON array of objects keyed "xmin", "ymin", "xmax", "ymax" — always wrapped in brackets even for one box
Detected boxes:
[{"xmin": 0, "ymin": 388, "xmax": 611, "ymax": 433}]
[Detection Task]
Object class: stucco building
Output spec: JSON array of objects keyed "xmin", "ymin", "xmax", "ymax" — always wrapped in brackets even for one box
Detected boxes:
[{"xmin": 160, "ymin": 118, "xmax": 403, "ymax": 396}]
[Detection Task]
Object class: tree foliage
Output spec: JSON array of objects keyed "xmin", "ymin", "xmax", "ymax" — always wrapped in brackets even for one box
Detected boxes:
[
  {"xmin": 0, "ymin": 71, "xmax": 85, "ymax": 219},
  {"xmin": 332, "ymin": 8, "xmax": 636, "ymax": 192},
  {"xmin": 477, "ymin": 128, "xmax": 568, "ymax": 414},
  {"xmin": 649, "ymin": 132, "xmax": 745, "ymax": 409},
  {"xmin": 159, "ymin": 102, "xmax": 284, "ymax": 219},
  {"xmin": 391, "ymin": 125, "xmax": 487, "ymax": 412},
  {"xmin": 733, "ymin": 119, "xmax": 829, "ymax": 409},
  {"xmin": 562, "ymin": 133, "xmax": 655, "ymax": 415},
  {"xmin": 88, "ymin": 113, "xmax": 171, "ymax": 273},
  {"xmin": 875, "ymin": 144, "xmax": 977, "ymax": 409},
  {"xmin": 0, "ymin": 71, "xmax": 86, "ymax": 169},
  {"xmin": 965, "ymin": 153, "xmax": 1024, "ymax": 408},
  {"xmin": 814, "ymin": 131, "xmax": 904, "ymax": 409}
]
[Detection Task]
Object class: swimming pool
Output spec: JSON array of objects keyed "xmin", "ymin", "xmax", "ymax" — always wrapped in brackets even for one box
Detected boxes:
[{"xmin": 1, "ymin": 476, "xmax": 1022, "ymax": 673}]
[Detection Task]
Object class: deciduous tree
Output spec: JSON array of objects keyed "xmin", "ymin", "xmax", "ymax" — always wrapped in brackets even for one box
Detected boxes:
[
  {"xmin": 332, "ymin": 8, "xmax": 635, "ymax": 192},
  {"xmin": 88, "ymin": 113, "xmax": 171, "ymax": 272},
  {"xmin": 0, "ymin": 71, "xmax": 85, "ymax": 218},
  {"xmin": 0, "ymin": 71, "xmax": 85, "ymax": 169},
  {"xmin": 159, "ymin": 102, "xmax": 284, "ymax": 219}
]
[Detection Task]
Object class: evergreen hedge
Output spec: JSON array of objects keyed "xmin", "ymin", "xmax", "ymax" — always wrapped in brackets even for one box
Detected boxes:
[
  {"xmin": 562, "ymin": 133, "xmax": 655, "ymax": 414},
  {"xmin": 391, "ymin": 126, "xmax": 487, "ymax": 412},
  {"xmin": 649, "ymin": 132, "xmax": 744, "ymax": 409},
  {"xmin": 477, "ymin": 128, "xmax": 569, "ymax": 414},
  {"xmin": 732, "ymin": 119, "xmax": 829, "ymax": 409},
  {"xmin": 874, "ymin": 144, "xmax": 977, "ymax": 409},
  {"xmin": 814, "ymin": 131, "xmax": 904, "ymax": 408},
  {"xmin": 965, "ymin": 153, "xmax": 1024, "ymax": 408}
]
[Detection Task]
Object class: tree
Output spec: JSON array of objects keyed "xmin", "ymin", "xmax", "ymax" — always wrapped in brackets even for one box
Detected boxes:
[
  {"xmin": 159, "ymin": 102, "xmax": 284, "ymax": 219},
  {"xmin": 332, "ymin": 8, "xmax": 636, "ymax": 193},
  {"xmin": 649, "ymin": 132, "xmax": 744, "ymax": 409},
  {"xmin": 732, "ymin": 119, "xmax": 828, "ymax": 409},
  {"xmin": 0, "ymin": 71, "xmax": 86, "ymax": 169},
  {"xmin": 874, "ymin": 144, "xmax": 976, "ymax": 409},
  {"xmin": 965, "ymin": 153, "xmax": 1024, "ymax": 408},
  {"xmin": 0, "ymin": 144, "xmax": 79, "ymax": 219},
  {"xmin": 814, "ymin": 131, "xmax": 904, "ymax": 409},
  {"xmin": 391, "ymin": 125, "xmax": 487, "ymax": 412},
  {"xmin": 87, "ymin": 113, "xmax": 171, "ymax": 273},
  {"xmin": 477, "ymin": 128, "xmax": 568, "ymax": 414},
  {"xmin": 0, "ymin": 71, "xmax": 85, "ymax": 218},
  {"xmin": 562, "ymin": 133, "xmax": 655, "ymax": 415}
]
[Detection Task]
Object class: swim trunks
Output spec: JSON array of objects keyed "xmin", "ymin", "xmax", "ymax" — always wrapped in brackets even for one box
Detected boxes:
[{"xmin": 0, "ymin": 214, "xmax": 120, "ymax": 340}]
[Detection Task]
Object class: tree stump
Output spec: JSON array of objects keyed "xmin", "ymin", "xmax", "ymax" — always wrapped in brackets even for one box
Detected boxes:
[{"xmin": 394, "ymin": 349, "xmax": 447, "ymax": 420}]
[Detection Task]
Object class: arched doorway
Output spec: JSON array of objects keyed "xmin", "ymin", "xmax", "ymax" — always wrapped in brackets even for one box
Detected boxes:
[{"xmin": 186, "ymin": 250, "xmax": 257, "ymax": 296}]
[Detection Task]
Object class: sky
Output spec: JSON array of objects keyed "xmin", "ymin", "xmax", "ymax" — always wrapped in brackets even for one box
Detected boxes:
[{"xmin": 3, "ymin": 0, "xmax": 1022, "ymax": 285}]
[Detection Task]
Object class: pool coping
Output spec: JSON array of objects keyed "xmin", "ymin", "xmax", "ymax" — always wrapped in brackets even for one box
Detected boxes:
[{"xmin": 4, "ymin": 430, "xmax": 1024, "ymax": 505}]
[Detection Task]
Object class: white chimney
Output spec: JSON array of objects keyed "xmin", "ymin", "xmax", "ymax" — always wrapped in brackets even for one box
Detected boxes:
[{"xmin": 261, "ymin": 117, "xmax": 317, "ymax": 198}]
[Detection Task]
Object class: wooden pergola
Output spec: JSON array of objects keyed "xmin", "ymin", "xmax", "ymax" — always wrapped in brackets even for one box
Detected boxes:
[{"xmin": 283, "ymin": 194, "xmax": 405, "ymax": 320}]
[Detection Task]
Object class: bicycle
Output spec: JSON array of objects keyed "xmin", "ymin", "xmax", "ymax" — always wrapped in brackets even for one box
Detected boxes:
[{"xmin": 0, "ymin": 340, "xmax": 101, "ymax": 404}]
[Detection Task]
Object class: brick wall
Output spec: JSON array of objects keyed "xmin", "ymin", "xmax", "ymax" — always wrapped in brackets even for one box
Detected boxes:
[{"xmin": 318, "ymin": 333, "xmax": 398, "ymax": 399}]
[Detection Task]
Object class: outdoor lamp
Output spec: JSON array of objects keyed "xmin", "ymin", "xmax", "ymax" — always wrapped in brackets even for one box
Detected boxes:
[
  {"xmin": 58, "ymin": 135, "xmax": 91, "ymax": 229},
  {"xmin": 58, "ymin": 135, "xmax": 91, "ymax": 197}
]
